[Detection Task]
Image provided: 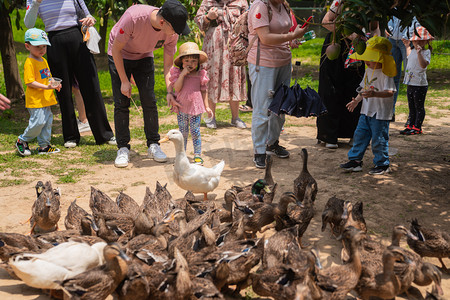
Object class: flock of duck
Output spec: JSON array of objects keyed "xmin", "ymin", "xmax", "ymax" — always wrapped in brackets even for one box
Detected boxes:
[{"xmin": 0, "ymin": 144, "xmax": 449, "ymax": 299}]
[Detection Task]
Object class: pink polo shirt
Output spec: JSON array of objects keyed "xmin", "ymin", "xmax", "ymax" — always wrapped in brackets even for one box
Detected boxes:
[
  {"xmin": 247, "ymin": 0, "xmax": 292, "ymax": 68},
  {"xmin": 108, "ymin": 5, "xmax": 178, "ymax": 60}
]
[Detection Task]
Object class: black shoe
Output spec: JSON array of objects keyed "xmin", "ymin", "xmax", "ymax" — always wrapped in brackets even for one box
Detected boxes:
[
  {"xmin": 266, "ymin": 141, "xmax": 289, "ymax": 158},
  {"xmin": 37, "ymin": 145, "xmax": 60, "ymax": 155},
  {"xmin": 400, "ymin": 126, "xmax": 412, "ymax": 135},
  {"xmin": 253, "ymin": 154, "xmax": 266, "ymax": 169},
  {"xmin": 340, "ymin": 160, "xmax": 363, "ymax": 172},
  {"xmin": 16, "ymin": 139, "xmax": 32, "ymax": 156},
  {"xmin": 369, "ymin": 165, "xmax": 391, "ymax": 175}
]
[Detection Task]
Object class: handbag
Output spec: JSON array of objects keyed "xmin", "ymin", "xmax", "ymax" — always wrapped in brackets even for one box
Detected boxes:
[{"xmin": 73, "ymin": 0, "xmax": 86, "ymax": 27}]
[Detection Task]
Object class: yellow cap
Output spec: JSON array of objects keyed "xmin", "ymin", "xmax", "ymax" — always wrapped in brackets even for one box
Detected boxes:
[{"xmin": 349, "ymin": 36, "xmax": 397, "ymax": 77}]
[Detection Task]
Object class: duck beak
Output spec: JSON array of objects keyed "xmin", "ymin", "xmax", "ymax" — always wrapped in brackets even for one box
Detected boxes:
[
  {"xmin": 263, "ymin": 186, "xmax": 271, "ymax": 193},
  {"xmin": 45, "ymin": 197, "xmax": 51, "ymax": 207},
  {"xmin": 163, "ymin": 212, "xmax": 175, "ymax": 223},
  {"xmin": 406, "ymin": 229, "xmax": 418, "ymax": 241},
  {"xmin": 119, "ymin": 249, "xmax": 132, "ymax": 262},
  {"xmin": 90, "ymin": 220, "xmax": 99, "ymax": 232},
  {"xmin": 159, "ymin": 136, "xmax": 170, "ymax": 143}
]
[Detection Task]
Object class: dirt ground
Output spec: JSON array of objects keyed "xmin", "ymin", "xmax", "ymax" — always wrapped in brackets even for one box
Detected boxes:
[{"xmin": 0, "ymin": 108, "xmax": 449, "ymax": 299}]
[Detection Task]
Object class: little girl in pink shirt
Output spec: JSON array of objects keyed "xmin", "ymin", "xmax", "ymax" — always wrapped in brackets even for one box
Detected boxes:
[{"xmin": 169, "ymin": 42, "xmax": 213, "ymax": 165}]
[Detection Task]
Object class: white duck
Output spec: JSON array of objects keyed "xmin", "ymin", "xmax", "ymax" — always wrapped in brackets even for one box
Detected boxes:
[
  {"xmin": 9, "ymin": 241, "xmax": 107, "ymax": 290},
  {"xmin": 160, "ymin": 129, "xmax": 225, "ymax": 200}
]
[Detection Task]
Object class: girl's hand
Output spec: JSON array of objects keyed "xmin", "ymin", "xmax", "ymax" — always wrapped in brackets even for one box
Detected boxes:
[
  {"xmin": 206, "ymin": 7, "xmax": 218, "ymax": 20},
  {"xmin": 415, "ymin": 44, "xmax": 423, "ymax": 52},
  {"xmin": 181, "ymin": 66, "xmax": 191, "ymax": 76},
  {"xmin": 80, "ymin": 16, "xmax": 96, "ymax": 28},
  {"xmin": 205, "ymin": 107, "xmax": 213, "ymax": 118},
  {"xmin": 346, "ymin": 97, "xmax": 359, "ymax": 112}
]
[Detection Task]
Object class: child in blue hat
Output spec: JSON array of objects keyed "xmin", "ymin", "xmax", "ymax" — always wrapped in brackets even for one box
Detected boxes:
[{"xmin": 16, "ymin": 28, "xmax": 61, "ymax": 156}]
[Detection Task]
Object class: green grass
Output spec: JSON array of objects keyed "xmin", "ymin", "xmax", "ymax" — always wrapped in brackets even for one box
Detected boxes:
[{"xmin": 1, "ymin": 10, "xmax": 449, "ymax": 183}]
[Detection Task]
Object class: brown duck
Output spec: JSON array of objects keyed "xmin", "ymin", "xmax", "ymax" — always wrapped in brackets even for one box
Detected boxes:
[
  {"xmin": 407, "ymin": 218, "xmax": 450, "ymax": 273},
  {"xmin": 234, "ymin": 192, "xmax": 297, "ymax": 236},
  {"xmin": 294, "ymin": 148, "xmax": 317, "ymax": 202},
  {"xmin": 321, "ymin": 196, "xmax": 346, "ymax": 237},
  {"xmin": 64, "ymin": 199, "xmax": 98, "ymax": 235},
  {"xmin": 59, "ymin": 243, "xmax": 130, "ymax": 299},
  {"xmin": 30, "ymin": 181, "xmax": 61, "ymax": 234},
  {"xmin": 356, "ymin": 246, "xmax": 411, "ymax": 300},
  {"xmin": 315, "ymin": 226, "xmax": 365, "ymax": 299}
]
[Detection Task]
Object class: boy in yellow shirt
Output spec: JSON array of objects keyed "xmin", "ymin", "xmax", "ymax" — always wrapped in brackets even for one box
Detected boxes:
[{"xmin": 16, "ymin": 28, "xmax": 61, "ymax": 155}]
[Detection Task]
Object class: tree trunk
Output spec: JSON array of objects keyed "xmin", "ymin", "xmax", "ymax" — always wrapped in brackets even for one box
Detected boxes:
[
  {"xmin": 98, "ymin": 2, "xmax": 110, "ymax": 55},
  {"xmin": 0, "ymin": 8, "xmax": 24, "ymax": 102}
]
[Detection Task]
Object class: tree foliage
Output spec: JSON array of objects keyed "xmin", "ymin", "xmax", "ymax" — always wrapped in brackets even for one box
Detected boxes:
[{"xmin": 327, "ymin": 0, "xmax": 449, "ymax": 38}]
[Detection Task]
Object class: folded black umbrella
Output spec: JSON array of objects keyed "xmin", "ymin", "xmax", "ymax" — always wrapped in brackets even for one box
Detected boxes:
[
  {"xmin": 268, "ymin": 83, "xmax": 289, "ymax": 116},
  {"xmin": 269, "ymin": 83, "xmax": 327, "ymax": 117}
]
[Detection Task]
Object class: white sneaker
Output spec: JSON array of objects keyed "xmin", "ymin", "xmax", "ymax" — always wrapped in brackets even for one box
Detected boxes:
[
  {"xmin": 115, "ymin": 147, "xmax": 129, "ymax": 168},
  {"xmin": 108, "ymin": 136, "xmax": 117, "ymax": 145},
  {"xmin": 64, "ymin": 141, "xmax": 77, "ymax": 148},
  {"xmin": 325, "ymin": 143, "xmax": 338, "ymax": 149},
  {"xmin": 77, "ymin": 119, "xmax": 91, "ymax": 133},
  {"xmin": 148, "ymin": 143, "xmax": 167, "ymax": 162},
  {"xmin": 231, "ymin": 118, "xmax": 247, "ymax": 129}
]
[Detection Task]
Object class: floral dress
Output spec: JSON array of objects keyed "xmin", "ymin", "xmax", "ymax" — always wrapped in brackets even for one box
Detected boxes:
[{"xmin": 195, "ymin": 0, "xmax": 248, "ymax": 103}]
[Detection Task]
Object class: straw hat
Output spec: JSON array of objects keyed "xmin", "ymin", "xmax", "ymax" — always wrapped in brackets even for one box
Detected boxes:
[
  {"xmin": 349, "ymin": 36, "xmax": 397, "ymax": 77},
  {"xmin": 410, "ymin": 26, "xmax": 434, "ymax": 41},
  {"xmin": 174, "ymin": 42, "xmax": 208, "ymax": 67}
]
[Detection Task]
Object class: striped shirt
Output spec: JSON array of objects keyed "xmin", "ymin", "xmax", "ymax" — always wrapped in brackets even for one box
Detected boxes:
[{"xmin": 24, "ymin": 0, "xmax": 91, "ymax": 32}]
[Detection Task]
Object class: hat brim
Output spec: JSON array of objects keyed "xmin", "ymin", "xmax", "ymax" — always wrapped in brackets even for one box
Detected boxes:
[
  {"xmin": 174, "ymin": 50, "xmax": 208, "ymax": 67},
  {"xmin": 179, "ymin": 23, "xmax": 190, "ymax": 36},
  {"xmin": 28, "ymin": 40, "xmax": 51, "ymax": 46},
  {"xmin": 349, "ymin": 48, "xmax": 382, "ymax": 63},
  {"xmin": 381, "ymin": 55, "xmax": 397, "ymax": 77}
]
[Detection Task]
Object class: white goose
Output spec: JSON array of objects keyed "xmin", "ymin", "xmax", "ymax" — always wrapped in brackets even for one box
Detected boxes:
[
  {"xmin": 160, "ymin": 129, "xmax": 225, "ymax": 200},
  {"xmin": 9, "ymin": 241, "xmax": 107, "ymax": 290}
]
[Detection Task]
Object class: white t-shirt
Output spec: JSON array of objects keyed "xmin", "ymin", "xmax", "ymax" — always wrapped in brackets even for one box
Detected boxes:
[
  {"xmin": 403, "ymin": 49, "xmax": 431, "ymax": 86},
  {"xmin": 359, "ymin": 68, "xmax": 396, "ymax": 120}
]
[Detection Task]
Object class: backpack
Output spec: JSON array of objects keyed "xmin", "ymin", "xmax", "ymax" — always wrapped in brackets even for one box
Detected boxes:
[{"xmin": 227, "ymin": 0, "xmax": 289, "ymax": 67}]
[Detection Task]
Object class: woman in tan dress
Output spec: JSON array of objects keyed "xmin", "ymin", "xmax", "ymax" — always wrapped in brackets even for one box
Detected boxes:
[{"xmin": 195, "ymin": 0, "xmax": 248, "ymax": 129}]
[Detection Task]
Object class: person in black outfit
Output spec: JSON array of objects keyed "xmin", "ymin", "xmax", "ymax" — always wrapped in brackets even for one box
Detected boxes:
[
  {"xmin": 316, "ymin": 0, "xmax": 364, "ymax": 149},
  {"xmin": 24, "ymin": 0, "xmax": 115, "ymax": 148}
]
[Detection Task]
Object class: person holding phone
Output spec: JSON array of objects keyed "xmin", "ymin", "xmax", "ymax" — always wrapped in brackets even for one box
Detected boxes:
[
  {"xmin": 194, "ymin": 0, "xmax": 249, "ymax": 129},
  {"xmin": 247, "ymin": 0, "xmax": 309, "ymax": 169}
]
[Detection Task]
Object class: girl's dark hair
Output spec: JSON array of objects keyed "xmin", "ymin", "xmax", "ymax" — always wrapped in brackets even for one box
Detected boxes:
[
  {"xmin": 179, "ymin": 54, "xmax": 200, "ymax": 71},
  {"xmin": 427, "ymin": 40, "xmax": 433, "ymax": 53}
]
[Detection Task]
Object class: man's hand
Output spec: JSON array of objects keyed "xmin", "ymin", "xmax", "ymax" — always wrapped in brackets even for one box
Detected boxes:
[
  {"xmin": 121, "ymin": 81, "xmax": 132, "ymax": 98},
  {"xmin": 167, "ymin": 93, "xmax": 181, "ymax": 113}
]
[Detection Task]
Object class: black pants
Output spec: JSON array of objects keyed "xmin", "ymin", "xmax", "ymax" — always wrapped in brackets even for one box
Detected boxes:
[
  {"xmin": 108, "ymin": 55, "xmax": 160, "ymax": 149},
  {"xmin": 47, "ymin": 27, "xmax": 114, "ymax": 144},
  {"xmin": 407, "ymin": 85, "xmax": 428, "ymax": 129}
]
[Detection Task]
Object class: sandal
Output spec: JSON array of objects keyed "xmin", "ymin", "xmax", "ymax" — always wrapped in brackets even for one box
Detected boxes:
[
  {"xmin": 193, "ymin": 155, "xmax": 204, "ymax": 165},
  {"xmin": 239, "ymin": 105, "xmax": 253, "ymax": 112}
]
